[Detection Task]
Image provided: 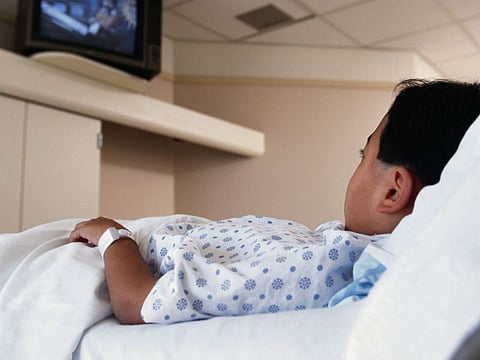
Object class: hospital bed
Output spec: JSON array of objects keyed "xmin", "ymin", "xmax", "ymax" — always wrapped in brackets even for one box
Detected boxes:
[{"xmin": 1, "ymin": 115, "xmax": 480, "ymax": 359}]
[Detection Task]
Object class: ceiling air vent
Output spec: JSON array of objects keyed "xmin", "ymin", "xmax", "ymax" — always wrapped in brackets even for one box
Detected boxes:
[{"xmin": 236, "ymin": 4, "xmax": 293, "ymax": 31}]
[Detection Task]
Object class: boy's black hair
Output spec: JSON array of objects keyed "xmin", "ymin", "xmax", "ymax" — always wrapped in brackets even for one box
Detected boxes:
[{"xmin": 378, "ymin": 79, "xmax": 480, "ymax": 187}]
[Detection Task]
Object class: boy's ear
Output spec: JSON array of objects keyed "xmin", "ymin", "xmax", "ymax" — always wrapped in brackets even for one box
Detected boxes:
[{"xmin": 376, "ymin": 166, "xmax": 417, "ymax": 214}]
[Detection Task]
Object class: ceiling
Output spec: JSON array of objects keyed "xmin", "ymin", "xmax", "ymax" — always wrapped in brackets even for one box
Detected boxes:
[
  {"xmin": 163, "ymin": 0, "xmax": 480, "ymax": 79},
  {"xmin": 1, "ymin": 0, "xmax": 479, "ymax": 79}
]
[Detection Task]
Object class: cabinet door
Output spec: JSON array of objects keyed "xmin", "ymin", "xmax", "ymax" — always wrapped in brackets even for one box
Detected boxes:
[
  {"xmin": 22, "ymin": 104, "xmax": 101, "ymax": 230},
  {"xmin": 0, "ymin": 95, "xmax": 26, "ymax": 233}
]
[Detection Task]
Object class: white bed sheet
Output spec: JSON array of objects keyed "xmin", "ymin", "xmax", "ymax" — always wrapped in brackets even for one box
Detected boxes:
[{"xmin": 74, "ymin": 301, "xmax": 363, "ymax": 359}]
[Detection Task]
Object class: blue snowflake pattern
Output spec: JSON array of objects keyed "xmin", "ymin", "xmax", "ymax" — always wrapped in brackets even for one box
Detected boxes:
[
  {"xmin": 326, "ymin": 275, "xmax": 334, "ymax": 288},
  {"xmin": 275, "ymin": 256, "xmax": 287, "ymax": 263},
  {"xmin": 299, "ymin": 277, "xmax": 311, "ymax": 290},
  {"xmin": 328, "ymin": 248, "xmax": 339, "ymax": 261},
  {"xmin": 153, "ymin": 299, "xmax": 162, "ymax": 311},
  {"xmin": 159, "ymin": 247, "xmax": 168, "ymax": 256},
  {"xmin": 242, "ymin": 303, "xmax": 254, "ymax": 312},
  {"xmin": 333, "ymin": 235, "xmax": 343, "ymax": 244},
  {"xmin": 183, "ymin": 252, "xmax": 195, "ymax": 261},
  {"xmin": 302, "ymin": 251, "xmax": 313, "ymax": 261},
  {"xmin": 192, "ymin": 299, "xmax": 203, "ymax": 311},
  {"xmin": 244, "ymin": 279, "xmax": 256, "ymax": 291},
  {"xmin": 196, "ymin": 278, "xmax": 207, "ymax": 288},
  {"xmin": 176, "ymin": 298, "xmax": 188, "ymax": 310},
  {"xmin": 147, "ymin": 258, "xmax": 156, "ymax": 271},
  {"xmin": 272, "ymin": 278, "xmax": 284, "ymax": 290},
  {"xmin": 268, "ymin": 304, "xmax": 280, "ymax": 313},
  {"xmin": 221, "ymin": 280, "xmax": 231, "ymax": 291},
  {"xmin": 348, "ymin": 250, "xmax": 357, "ymax": 263},
  {"xmin": 217, "ymin": 303, "xmax": 228, "ymax": 312}
]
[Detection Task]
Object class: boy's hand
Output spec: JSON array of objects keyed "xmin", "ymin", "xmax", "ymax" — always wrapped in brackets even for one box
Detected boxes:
[
  {"xmin": 69, "ymin": 217, "xmax": 126, "ymax": 247},
  {"xmin": 70, "ymin": 217, "xmax": 154, "ymax": 324}
]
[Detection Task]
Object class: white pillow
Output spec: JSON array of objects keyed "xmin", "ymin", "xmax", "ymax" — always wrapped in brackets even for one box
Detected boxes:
[{"xmin": 346, "ymin": 115, "xmax": 480, "ymax": 359}]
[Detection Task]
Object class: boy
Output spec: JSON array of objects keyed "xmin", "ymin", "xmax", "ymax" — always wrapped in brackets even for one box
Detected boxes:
[{"xmin": 70, "ymin": 79, "xmax": 480, "ymax": 324}]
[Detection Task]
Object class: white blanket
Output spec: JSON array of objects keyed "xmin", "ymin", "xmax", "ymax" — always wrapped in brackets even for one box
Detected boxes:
[{"xmin": 0, "ymin": 216, "xmax": 203, "ymax": 360}]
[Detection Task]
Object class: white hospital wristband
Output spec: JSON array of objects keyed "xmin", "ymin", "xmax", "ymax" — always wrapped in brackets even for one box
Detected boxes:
[{"xmin": 98, "ymin": 227, "xmax": 135, "ymax": 259}]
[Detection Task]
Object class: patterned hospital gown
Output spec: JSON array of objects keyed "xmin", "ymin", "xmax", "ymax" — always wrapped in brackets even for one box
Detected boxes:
[{"xmin": 141, "ymin": 215, "xmax": 386, "ymax": 324}]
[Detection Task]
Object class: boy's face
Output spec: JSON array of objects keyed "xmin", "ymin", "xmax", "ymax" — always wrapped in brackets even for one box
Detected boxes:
[{"xmin": 344, "ymin": 115, "xmax": 389, "ymax": 235}]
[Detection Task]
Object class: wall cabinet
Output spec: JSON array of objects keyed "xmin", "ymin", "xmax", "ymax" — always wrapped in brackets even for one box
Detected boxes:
[{"xmin": 0, "ymin": 94, "xmax": 101, "ymax": 232}]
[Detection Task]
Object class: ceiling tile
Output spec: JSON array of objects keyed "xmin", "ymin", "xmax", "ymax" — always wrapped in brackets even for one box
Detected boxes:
[
  {"xmin": 247, "ymin": 17, "xmax": 355, "ymax": 47},
  {"xmin": 269, "ymin": 0, "xmax": 314, "ymax": 18},
  {"xmin": 437, "ymin": 0, "xmax": 480, "ymax": 20},
  {"xmin": 324, "ymin": 0, "xmax": 450, "ymax": 45},
  {"xmin": 379, "ymin": 25, "xmax": 478, "ymax": 62},
  {"xmin": 297, "ymin": 0, "xmax": 365, "ymax": 14},
  {"xmin": 172, "ymin": 0, "xmax": 311, "ymax": 40},
  {"xmin": 163, "ymin": 10, "xmax": 224, "ymax": 41},
  {"xmin": 437, "ymin": 54, "xmax": 480, "ymax": 80}
]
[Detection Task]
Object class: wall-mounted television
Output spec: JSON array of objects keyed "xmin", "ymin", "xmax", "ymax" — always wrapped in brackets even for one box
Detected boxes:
[{"xmin": 15, "ymin": 0, "xmax": 161, "ymax": 80}]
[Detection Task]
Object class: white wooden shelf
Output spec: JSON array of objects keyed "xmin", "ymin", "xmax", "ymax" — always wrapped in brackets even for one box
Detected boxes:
[{"xmin": 0, "ymin": 49, "xmax": 265, "ymax": 157}]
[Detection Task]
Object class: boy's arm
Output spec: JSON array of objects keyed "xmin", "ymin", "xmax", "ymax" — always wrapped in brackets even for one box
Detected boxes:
[{"xmin": 69, "ymin": 217, "xmax": 156, "ymax": 324}]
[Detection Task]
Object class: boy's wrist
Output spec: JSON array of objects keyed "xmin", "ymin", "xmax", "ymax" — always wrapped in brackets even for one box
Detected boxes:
[{"xmin": 98, "ymin": 227, "xmax": 135, "ymax": 258}]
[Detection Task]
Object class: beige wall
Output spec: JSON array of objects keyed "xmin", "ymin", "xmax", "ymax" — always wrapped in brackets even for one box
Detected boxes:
[
  {"xmin": 173, "ymin": 81, "xmax": 394, "ymax": 228},
  {"xmin": 100, "ymin": 120, "xmax": 176, "ymax": 219},
  {"xmin": 99, "ymin": 75, "xmax": 176, "ymax": 219}
]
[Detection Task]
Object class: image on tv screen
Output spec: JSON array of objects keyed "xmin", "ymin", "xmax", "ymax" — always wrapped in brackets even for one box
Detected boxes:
[{"xmin": 39, "ymin": 0, "xmax": 138, "ymax": 56}]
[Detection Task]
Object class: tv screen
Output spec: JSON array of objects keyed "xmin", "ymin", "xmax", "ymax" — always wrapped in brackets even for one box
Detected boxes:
[
  {"xmin": 39, "ymin": 0, "xmax": 138, "ymax": 57},
  {"xmin": 16, "ymin": 0, "xmax": 161, "ymax": 79}
]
